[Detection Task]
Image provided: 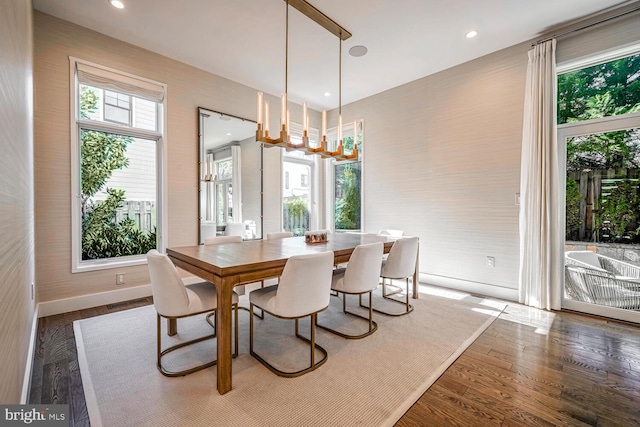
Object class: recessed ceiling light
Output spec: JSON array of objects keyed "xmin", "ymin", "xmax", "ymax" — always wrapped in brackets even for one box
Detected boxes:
[
  {"xmin": 226, "ymin": 132, "xmax": 231, "ymax": 136},
  {"xmin": 465, "ymin": 30, "xmax": 478, "ymax": 39},
  {"xmin": 324, "ymin": 92, "xmax": 331, "ymax": 97},
  {"xmin": 349, "ymin": 45, "xmax": 368, "ymax": 57},
  {"xmin": 109, "ymin": 0, "xmax": 124, "ymax": 9}
]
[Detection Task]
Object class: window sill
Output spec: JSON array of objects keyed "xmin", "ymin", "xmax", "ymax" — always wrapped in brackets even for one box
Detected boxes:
[{"xmin": 72, "ymin": 255, "xmax": 148, "ymax": 273}]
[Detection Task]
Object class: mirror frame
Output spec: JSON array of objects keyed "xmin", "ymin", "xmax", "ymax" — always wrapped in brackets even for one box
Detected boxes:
[{"xmin": 197, "ymin": 107, "xmax": 263, "ymax": 243}]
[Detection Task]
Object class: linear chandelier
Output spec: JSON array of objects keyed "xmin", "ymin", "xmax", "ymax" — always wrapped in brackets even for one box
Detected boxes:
[{"xmin": 256, "ymin": 0, "xmax": 358, "ymax": 161}]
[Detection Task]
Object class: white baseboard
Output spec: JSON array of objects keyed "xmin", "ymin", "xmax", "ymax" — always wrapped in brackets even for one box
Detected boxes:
[
  {"xmin": 21, "ymin": 306, "xmax": 39, "ymax": 404},
  {"xmin": 420, "ymin": 273, "xmax": 518, "ymax": 302},
  {"xmin": 37, "ymin": 277, "xmax": 205, "ymax": 318}
]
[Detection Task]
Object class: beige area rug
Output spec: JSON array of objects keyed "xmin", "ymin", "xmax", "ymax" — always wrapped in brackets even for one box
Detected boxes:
[{"xmin": 75, "ymin": 285, "xmax": 505, "ymax": 427}]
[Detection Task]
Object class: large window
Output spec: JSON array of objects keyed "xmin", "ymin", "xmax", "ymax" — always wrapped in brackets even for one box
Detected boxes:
[
  {"xmin": 559, "ymin": 49, "xmax": 640, "ymax": 322},
  {"xmin": 282, "ymin": 123, "xmax": 318, "ymax": 236},
  {"xmin": 283, "ymin": 151, "xmax": 313, "ymax": 236},
  {"xmin": 71, "ymin": 59, "xmax": 166, "ymax": 272},
  {"xmin": 331, "ymin": 120, "xmax": 363, "ymax": 232}
]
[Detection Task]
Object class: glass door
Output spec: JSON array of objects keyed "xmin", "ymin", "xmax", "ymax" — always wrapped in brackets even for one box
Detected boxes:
[{"xmin": 560, "ymin": 115, "xmax": 640, "ymax": 324}]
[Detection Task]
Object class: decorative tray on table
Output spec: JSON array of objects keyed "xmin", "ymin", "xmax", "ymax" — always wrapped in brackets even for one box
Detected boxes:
[{"xmin": 305, "ymin": 230, "xmax": 328, "ymax": 244}]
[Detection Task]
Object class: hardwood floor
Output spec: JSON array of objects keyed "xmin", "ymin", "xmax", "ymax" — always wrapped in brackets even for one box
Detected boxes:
[
  {"xmin": 29, "ymin": 296, "xmax": 640, "ymax": 426},
  {"xmin": 398, "ymin": 304, "xmax": 640, "ymax": 427},
  {"xmin": 29, "ymin": 297, "xmax": 154, "ymax": 427}
]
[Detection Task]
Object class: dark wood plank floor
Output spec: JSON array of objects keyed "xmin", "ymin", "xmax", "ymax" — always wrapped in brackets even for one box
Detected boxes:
[
  {"xmin": 29, "ymin": 297, "xmax": 154, "ymax": 427},
  {"xmin": 29, "ymin": 297, "xmax": 640, "ymax": 426}
]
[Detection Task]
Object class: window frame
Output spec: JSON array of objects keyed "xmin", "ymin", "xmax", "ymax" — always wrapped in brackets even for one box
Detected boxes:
[
  {"xmin": 103, "ymin": 89, "xmax": 132, "ymax": 126},
  {"xmin": 69, "ymin": 57, "xmax": 167, "ymax": 273},
  {"xmin": 327, "ymin": 119, "xmax": 365, "ymax": 233},
  {"xmin": 282, "ymin": 154, "xmax": 316, "ymax": 233},
  {"xmin": 557, "ymin": 45, "xmax": 640, "ymax": 324}
]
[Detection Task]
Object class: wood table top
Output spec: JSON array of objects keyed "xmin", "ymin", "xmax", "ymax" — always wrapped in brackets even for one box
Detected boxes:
[{"xmin": 167, "ymin": 233, "xmax": 398, "ymax": 278}]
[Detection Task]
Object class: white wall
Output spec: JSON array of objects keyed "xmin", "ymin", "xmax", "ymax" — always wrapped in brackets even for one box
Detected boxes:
[
  {"xmin": 0, "ymin": 0, "xmax": 36, "ymax": 403},
  {"xmin": 335, "ymin": 11, "xmax": 640, "ymax": 300},
  {"xmin": 33, "ymin": 7, "xmax": 640, "ymax": 306},
  {"xmin": 332, "ymin": 41, "xmax": 528, "ymax": 299},
  {"xmin": 33, "ymin": 11, "xmax": 321, "ymax": 304}
]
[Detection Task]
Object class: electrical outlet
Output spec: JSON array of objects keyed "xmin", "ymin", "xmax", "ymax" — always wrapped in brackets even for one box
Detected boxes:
[
  {"xmin": 486, "ymin": 256, "xmax": 495, "ymax": 268},
  {"xmin": 31, "ymin": 282, "xmax": 35, "ymax": 300},
  {"xmin": 116, "ymin": 274, "xmax": 125, "ymax": 285}
]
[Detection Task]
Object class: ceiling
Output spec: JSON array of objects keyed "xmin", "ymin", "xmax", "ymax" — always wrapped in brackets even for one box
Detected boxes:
[
  {"xmin": 200, "ymin": 109, "xmax": 256, "ymax": 150},
  {"xmin": 34, "ymin": 0, "xmax": 631, "ymax": 111}
]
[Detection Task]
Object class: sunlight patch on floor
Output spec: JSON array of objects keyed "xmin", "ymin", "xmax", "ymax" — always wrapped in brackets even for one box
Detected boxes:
[
  {"xmin": 471, "ymin": 307, "xmax": 503, "ymax": 317},
  {"xmin": 499, "ymin": 303, "xmax": 556, "ymax": 335},
  {"xmin": 419, "ymin": 284, "xmax": 468, "ymax": 301}
]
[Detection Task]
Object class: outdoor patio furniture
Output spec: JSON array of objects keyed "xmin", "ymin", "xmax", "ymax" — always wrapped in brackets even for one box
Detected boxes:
[
  {"xmin": 564, "ymin": 265, "xmax": 640, "ymax": 310},
  {"xmin": 565, "ymin": 251, "xmax": 640, "ymax": 280}
]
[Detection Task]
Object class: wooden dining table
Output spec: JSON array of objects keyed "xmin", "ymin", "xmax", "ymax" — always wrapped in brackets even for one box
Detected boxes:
[{"xmin": 166, "ymin": 232, "xmax": 419, "ymax": 394}]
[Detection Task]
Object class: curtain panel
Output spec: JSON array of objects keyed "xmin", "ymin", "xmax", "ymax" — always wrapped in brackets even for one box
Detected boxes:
[{"xmin": 519, "ymin": 39, "xmax": 562, "ymax": 310}]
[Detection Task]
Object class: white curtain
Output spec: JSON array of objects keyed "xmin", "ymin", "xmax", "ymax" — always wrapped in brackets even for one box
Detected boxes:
[
  {"xmin": 231, "ymin": 145, "xmax": 242, "ymax": 223},
  {"xmin": 519, "ymin": 39, "xmax": 562, "ymax": 310}
]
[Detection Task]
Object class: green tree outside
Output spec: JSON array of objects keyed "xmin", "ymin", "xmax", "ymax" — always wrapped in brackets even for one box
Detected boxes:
[
  {"xmin": 559, "ymin": 54, "xmax": 640, "ymax": 243},
  {"xmin": 565, "ymin": 177, "xmax": 582, "ymax": 240},
  {"xmin": 335, "ymin": 163, "xmax": 361, "ymax": 230},
  {"xmin": 80, "ymin": 87, "xmax": 156, "ymax": 259}
]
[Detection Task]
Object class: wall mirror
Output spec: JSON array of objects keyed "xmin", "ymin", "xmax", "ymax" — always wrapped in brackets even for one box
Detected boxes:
[{"xmin": 198, "ymin": 108, "xmax": 262, "ymax": 243}]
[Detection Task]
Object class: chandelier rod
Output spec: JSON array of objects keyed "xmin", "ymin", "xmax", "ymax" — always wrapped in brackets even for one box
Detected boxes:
[
  {"xmin": 284, "ymin": 0, "xmax": 352, "ymax": 41},
  {"xmin": 338, "ymin": 36, "xmax": 342, "ymax": 117},
  {"xmin": 285, "ymin": 0, "xmax": 289, "ymax": 98}
]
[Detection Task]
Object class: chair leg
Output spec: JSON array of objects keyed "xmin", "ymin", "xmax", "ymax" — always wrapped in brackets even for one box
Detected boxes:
[
  {"xmin": 250, "ymin": 309, "xmax": 328, "ymax": 378},
  {"xmin": 310, "ymin": 314, "xmax": 316, "ymax": 367},
  {"xmin": 205, "ymin": 311, "xmax": 216, "ymax": 336},
  {"xmin": 382, "ymin": 277, "xmax": 403, "ymax": 298},
  {"xmin": 360, "ymin": 278, "xmax": 414, "ymax": 316},
  {"xmin": 156, "ymin": 313, "xmax": 217, "ymax": 377},
  {"xmin": 318, "ymin": 292, "xmax": 378, "ymax": 339},
  {"xmin": 238, "ymin": 305, "xmax": 264, "ymax": 320}
]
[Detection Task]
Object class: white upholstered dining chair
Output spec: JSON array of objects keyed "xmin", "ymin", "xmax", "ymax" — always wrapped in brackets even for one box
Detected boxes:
[
  {"xmin": 204, "ymin": 235, "xmax": 243, "ymax": 245},
  {"xmin": 266, "ymin": 231, "xmax": 293, "ymax": 239},
  {"xmin": 378, "ymin": 229, "xmax": 404, "ymax": 237},
  {"xmin": 362, "ymin": 236, "xmax": 418, "ymax": 316},
  {"xmin": 249, "ymin": 251, "xmax": 334, "ymax": 377},
  {"xmin": 224, "ymin": 222, "xmax": 246, "ymax": 238},
  {"xmin": 318, "ymin": 242, "xmax": 383, "ymax": 339},
  {"xmin": 147, "ymin": 250, "xmax": 239, "ymax": 376}
]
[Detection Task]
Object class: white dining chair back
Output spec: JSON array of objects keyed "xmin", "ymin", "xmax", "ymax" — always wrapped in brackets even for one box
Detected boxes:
[
  {"xmin": 378, "ymin": 229, "xmax": 404, "ymax": 237},
  {"xmin": 382, "ymin": 236, "xmax": 419, "ymax": 279},
  {"xmin": 275, "ymin": 251, "xmax": 334, "ymax": 317},
  {"xmin": 204, "ymin": 235, "xmax": 242, "ymax": 245},
  {"xmin": 225, "ymin": 222, "xmax": 246, "ymax": 238},
  {"xmin": 266, "ymin": 231, "xmax": 293, "ymax": 239},
  {"xmin": 249, "ymin": 250, "xmax": 335, "ymax": 377},
  {"xmin": 147, "ymin": 249, "xmax": 190, "ymax": 317},
  {"xmin": 361, "ymin": 236, "xmax": 419, "ymax": 316},
  {"xmin": 147, "ymin": 249, "xmax": 239, "ymax": 376},
  {"xmin": 318, "ymin": 242, "xmax": 383, "ymax": 339},
  {"xmin": 343, "ymin": 242, "xmax": 384, "ymax": 294}
]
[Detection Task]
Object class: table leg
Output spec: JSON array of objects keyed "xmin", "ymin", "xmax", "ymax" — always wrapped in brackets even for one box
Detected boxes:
[{"xmin": 216, "ymin": 277, "xmax": 235, "ymax": 394}]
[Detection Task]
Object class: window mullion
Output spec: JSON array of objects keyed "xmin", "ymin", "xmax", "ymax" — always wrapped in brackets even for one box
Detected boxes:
[{"xmin": 77, "ymin": 118, "xmax": 162, "ymax": 140}]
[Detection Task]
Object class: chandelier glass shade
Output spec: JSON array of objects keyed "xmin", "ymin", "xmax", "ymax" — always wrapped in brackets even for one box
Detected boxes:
[{"xmin": 256, "ymin": 0, "xmax": 358, "ymax": 161}]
